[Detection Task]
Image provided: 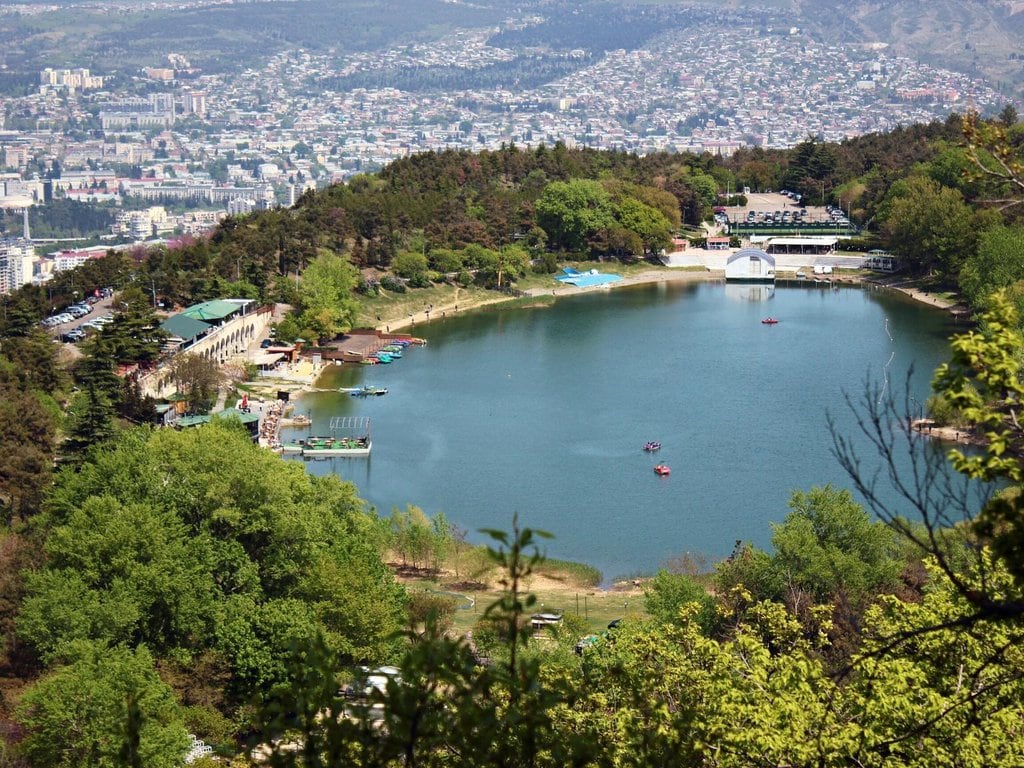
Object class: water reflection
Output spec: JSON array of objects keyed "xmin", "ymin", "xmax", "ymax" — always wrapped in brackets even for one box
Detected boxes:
[{"xmin": 724, "ymin": 283, "xmax": 776, "ymax": 302}]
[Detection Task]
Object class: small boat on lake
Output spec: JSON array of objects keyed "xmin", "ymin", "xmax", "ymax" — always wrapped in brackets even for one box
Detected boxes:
[
  {"xmin": 643, "ymin": 441, "xmax": 661, "ymax": 452},
  {"xmin": 654, "ymin": 464, "xmax": 671, "ymax": 476},
  {"xmin": 351, "ymin": 385, "xmax": 389, "ymax": 397},
  {"xmin": 761, "ymin": 317, "xmax": 779, "ymax": 325}
]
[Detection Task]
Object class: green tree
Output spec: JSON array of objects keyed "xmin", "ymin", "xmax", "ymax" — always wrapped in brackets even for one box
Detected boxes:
[
  {"xmin": 643, "ymin": 569, "xmax": 715, "ymax": 630},
  {"xmin": 18, "ymin": 494, "xmax": 217, "ymax": 661},
  {"xmin": 168, "ymin": 352, "xmax": 222, "ymax": 413},
  {"xmin": 0, "ymin": 369, "xmax": 56, "ymax": 522},
  {"xmin": 770, "ymin": 485, "xmax": 902, "ymax": 607},
  {"xmin": 62, "ymin": 382, "xmax": 117, "ymax": 460},
  {"xmin": 962, "ymin": 111, "xmax": 1024, "ymax": 213},
  {"xmin": 296, "ymin": 251, "xmax": 360, "ymax": 341},
  {"xmin": 535, "ymin": 179, "xmax": 615, "ymax": 252},
  {"xmin": 930, "ymin": 293, "xmax": 1024, "ymax": 596},
  {"xmin": 25, "ymin": 423, "xmax": 406, "ymax": 699},
  {"xmin": 474, "ymin": 245, "xmax": 530, "ymax": 288},
  {"xmin": 717, "ymin": 486, "xmax": 901, "ymax": 612},
  {"xmin": 0, "ymin": 326, "xmax": 66, "ymax": 394},
  {"xmin": 686, "ymin": 171, "xmax": 719, "ymax": 220},
  {"xmin": 103, "ymin": 284, "xmax": 167, "ymax": 365},
  {"xmin": 958, "ymin": 224, "xmax": 1024, "ymax": 311},
  {"xmin": 427, "ymin": 248, "xmax": 464, "ymax": 274},
  {"xmin": 615, "ymin": 197, "xmax": 672, "ymax": 254},
  {"xmin": 880, "ymin": 175, "xmax": 975, "ymax": 277},
  {"xmin": 16, "ymin": 641, "xmax": 190, "ymax": 768},
  {"xmin": 391, "ymin": 250, "xmax": 429, "ymax": 280}
]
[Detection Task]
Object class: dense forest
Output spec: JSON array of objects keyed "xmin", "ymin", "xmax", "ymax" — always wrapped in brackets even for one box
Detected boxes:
[
  {"xmin": 2, "ymin": 113, "xmax": 1024, "ymax": 765},
  {"xmin": 0, "ymin": 200, "xmax": 118, "ymax": 241}
]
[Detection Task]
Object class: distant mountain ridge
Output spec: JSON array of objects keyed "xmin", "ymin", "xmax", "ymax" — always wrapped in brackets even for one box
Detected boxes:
[
  {"xmin": 791, "ymin": 0, "xmax": 1024, "ymax": 101},
  {"xmin": 0, "ymin": 0, "xmax": 1020, "ymax": 100}
]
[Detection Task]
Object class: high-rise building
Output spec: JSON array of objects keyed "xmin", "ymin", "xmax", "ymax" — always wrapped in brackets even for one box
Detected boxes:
[
  {"xmin": 3, "ymin": 146, "xmax": 29, "ymax": 170},
  {"xmin": 99, "ymin": 93, "xmax": 175, "ymax": 131},
  {"xmin": 184, "ymin": 91, "xmax": 207, "ymax": 119},
  {"xmin": 0, "ymin": 239, "xmax": 36, "ymax": 295},
  {"xmin": 38, "ymin": 67, "xmax": 103, "ymax": 92}
]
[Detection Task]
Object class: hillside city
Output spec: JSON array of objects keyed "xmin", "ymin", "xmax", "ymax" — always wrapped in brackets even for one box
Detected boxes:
[{"xmin": 0, "ymin": 11, "xmax": 1009, "ymax": 294}]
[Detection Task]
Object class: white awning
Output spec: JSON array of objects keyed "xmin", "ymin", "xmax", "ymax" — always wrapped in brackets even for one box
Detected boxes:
[{"xmin": 251, "ymin": 352, "xmax": 285, "ymax": 366}]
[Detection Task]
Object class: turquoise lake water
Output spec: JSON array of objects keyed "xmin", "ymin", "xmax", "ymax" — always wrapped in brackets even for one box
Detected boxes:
[{"xmin": 283, "ymin": 281, "xmax": 958, "ymax": 581}]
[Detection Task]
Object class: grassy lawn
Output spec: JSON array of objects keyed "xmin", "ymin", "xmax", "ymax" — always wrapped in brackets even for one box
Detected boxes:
[
  {"xmin": 408, "ymin": 578, "xmax": 643, "ymax": 635},
  {"xmin": 396, "ymin": 551, "xmax": 646, "ymax": 635},
  {"xmin": 354, "ymin": 260, "xmax": 675, "ymax": 328},
  {"xmin": 354, "ymin": 284, "xmax": 496, "ymax": 327}
]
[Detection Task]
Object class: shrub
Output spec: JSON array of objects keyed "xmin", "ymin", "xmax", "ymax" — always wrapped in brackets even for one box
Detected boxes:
[
  {"xmin": 926, "ymin": 392, "xmax": 967, "ymax": 428},
  {"xmin": 407, "ymin": 591, "xmax": 458, "ymax": 634},
  {"xmin": 356, "ymin": 279, "xmax": 380, "ymax": 296},
  {"xmin": 392, "ymin": 251, "xmax": 429, "ymax": 279},
  {"xmin": 380, "ymin": 275, "xmax": 407, "ymax": 293},
  {"xmin": 533, "ymin": 252, "xmax": 560, "ymax": 274},
  {"xmin": 408, "ymin": 273, "xmax": 432, "ymax": 289}
]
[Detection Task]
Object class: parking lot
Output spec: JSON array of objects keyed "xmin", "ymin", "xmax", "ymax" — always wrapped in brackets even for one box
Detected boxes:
[
  {"xmin": 42, "ymin": 289, "xmax": 118, "ymax": 344},
  {"xmin": 720, "ymin": 191, "xmax": 851, "ymax": 228}
]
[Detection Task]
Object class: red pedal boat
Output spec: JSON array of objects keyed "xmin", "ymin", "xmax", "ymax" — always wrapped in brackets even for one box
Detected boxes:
[
  {"xmin": 761, "ymin": 317, "xmax": 779, "ymax": 325},
  {"xmin": 654, "ymin": 464, "xmax": 671, "ymax": 476}
]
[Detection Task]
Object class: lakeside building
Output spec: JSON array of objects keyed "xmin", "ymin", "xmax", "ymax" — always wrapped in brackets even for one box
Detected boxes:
[
  {"xmin": 763, "ymin": 236, "xmax": 838, "ymax": 255},
  {"xmin": 725, "ymin": 248, "xmax": 776, "ymax": 283}
]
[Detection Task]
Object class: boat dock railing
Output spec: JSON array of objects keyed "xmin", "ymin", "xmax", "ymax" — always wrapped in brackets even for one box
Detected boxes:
[{"xmin": 329, "ymin": 415, "xmax": 371, "ymax": 438}]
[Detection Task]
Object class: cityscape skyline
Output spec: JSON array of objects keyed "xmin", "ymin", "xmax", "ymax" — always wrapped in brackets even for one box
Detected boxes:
[{"xmin": 0, "ymin": 8, "xmax": 1014, "ymax": 293}]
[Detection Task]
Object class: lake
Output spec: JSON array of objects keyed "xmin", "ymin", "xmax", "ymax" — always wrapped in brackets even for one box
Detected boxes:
[{"xmin": 283, "ymin": 280, "xmax": 959, "ymax": 581}]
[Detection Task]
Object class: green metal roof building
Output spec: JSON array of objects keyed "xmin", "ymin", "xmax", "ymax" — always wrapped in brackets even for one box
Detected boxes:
[{"xmin": 159, "ymin": 299, "xmax": 257, "ymax": 348}]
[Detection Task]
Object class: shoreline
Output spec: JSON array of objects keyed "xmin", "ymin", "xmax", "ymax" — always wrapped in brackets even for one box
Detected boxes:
[
  {"xmin": 250, "ymin": 266, "xmax": 968, "ymax": 402},
  {"xmin": 375, "ymin": 268, "xmax": 715, "ymax": 334},
  {"xmin": 373, "ymin": 267, "xmax": 967, "ymax": 335}
]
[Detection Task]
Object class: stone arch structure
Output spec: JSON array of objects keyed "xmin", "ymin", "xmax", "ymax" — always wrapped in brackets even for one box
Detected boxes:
[{"xmin": 139, "ymin": 305, "xmax": 273, "ymax": 399}]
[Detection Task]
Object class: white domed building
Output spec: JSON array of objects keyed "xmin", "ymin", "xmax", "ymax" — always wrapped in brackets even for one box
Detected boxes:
[{"xmin": 725, "ymin": 248, "xmax": 776, "ymax": 283}]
